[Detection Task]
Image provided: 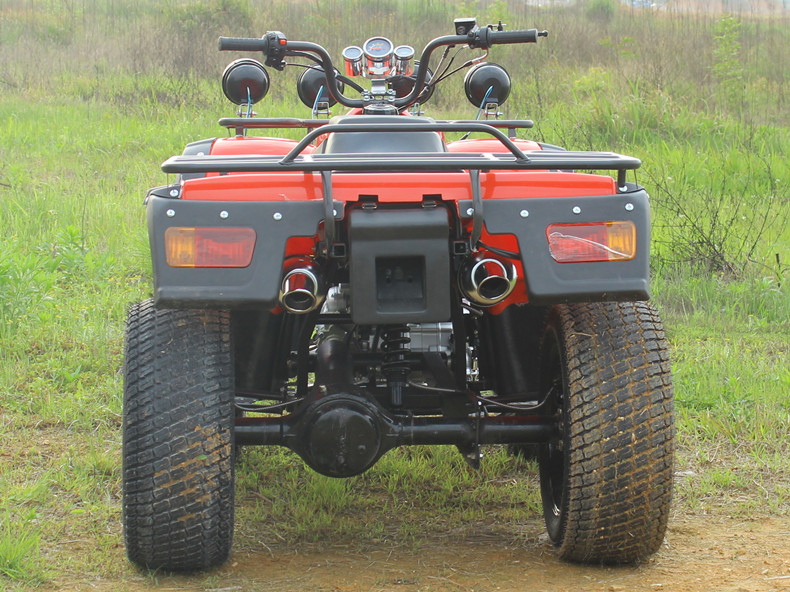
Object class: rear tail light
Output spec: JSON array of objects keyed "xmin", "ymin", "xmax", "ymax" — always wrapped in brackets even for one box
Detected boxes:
[
  {"xmin": 164, "ymin": 227, "xmax": 256, "ymax": 268},
  {"xmin": 546, "ymin": 221, "xmax": 636, "ymax": 263}
]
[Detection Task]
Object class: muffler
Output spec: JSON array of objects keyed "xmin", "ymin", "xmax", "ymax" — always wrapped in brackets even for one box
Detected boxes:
[
  {"xmin": 459, "ymin": 255, "xmax": 518, "ymax": 306},
  {"xmin": 279, "ymin": 261, "xmax": 325, "ymax": 314}
]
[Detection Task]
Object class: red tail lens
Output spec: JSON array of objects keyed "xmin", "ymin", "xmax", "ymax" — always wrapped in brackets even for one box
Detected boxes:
[
  {"xmin": 165, "ymin": 227, "xmax": 256, "ymax": 268},
  {"xmin": 546, "ymin": 221, "xmax": 636, "ymax": 263}
]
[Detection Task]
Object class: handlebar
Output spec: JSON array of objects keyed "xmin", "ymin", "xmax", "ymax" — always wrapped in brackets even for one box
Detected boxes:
[
  {"xmin": 478, "ymin": 28, "xmax": 548, "ymax": 46},
  {"xmin": 217, "ymin": 25, "xmax": 547, "ymax": 109},
  {"xmin": 217, "ymin": 37, "xmax": 269, "ymax": 52}
]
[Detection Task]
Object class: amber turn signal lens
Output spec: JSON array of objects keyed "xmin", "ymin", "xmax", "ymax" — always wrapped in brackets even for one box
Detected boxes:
[
  {"xmin": 165, "ymin": 227, "xmax": 256, "ymax": 268},
  {"xmin": 546, "ymin": 221, "xmax": 636, "ymax": 263}
]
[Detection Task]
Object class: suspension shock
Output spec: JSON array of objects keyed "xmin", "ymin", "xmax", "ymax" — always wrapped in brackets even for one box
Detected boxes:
[{"xmin": 381, "ymin": 324, "xmax": 412, "ymax": 406}]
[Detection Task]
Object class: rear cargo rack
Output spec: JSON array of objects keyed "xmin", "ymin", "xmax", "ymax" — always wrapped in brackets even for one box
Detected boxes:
[
  {"xmin": 163, "ymin": 149, "xmax": 639, "ymax": 176},
  {"xmin": 163, "ymin": 120, "xmax": 641, "ymax": 254},
  {"xmin": 165, "ymin": 121, "xmax": 640, "ymax": 182}
]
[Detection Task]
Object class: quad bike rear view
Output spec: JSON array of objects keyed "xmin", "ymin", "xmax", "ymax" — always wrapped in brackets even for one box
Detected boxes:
[{"xmin": 122, "ymin": 17, "xmax": 674, "ymax": 572}]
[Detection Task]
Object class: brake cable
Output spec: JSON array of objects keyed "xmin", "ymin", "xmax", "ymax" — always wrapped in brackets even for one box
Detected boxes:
[{"xmin": 433, "ymin": 49, "xmax": 489, "ymax": 85}]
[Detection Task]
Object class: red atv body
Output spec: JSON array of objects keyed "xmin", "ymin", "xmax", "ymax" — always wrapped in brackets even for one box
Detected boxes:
[{"xmin": 122, "ymin": 20, "xmax": 674, "ymax": 572}]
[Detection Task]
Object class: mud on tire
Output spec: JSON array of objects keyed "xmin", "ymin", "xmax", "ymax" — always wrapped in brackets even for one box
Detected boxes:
[
  {"xmin": 122, "ymin": 300, "xmax": 235, "ymax": 571},
  {"xmin": 539, "ymin": 301, "xmax": 674, "ymax": 564}
]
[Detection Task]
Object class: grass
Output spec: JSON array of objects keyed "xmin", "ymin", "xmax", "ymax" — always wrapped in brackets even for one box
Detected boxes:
[
  {"xmin": 0, "ymin": 508, "xmax": 45, "ymax": 586},
  {"xmin": 654, "ymin": 268, "xmax": 790, "ymax": 517},
  {"xmin": 0, "ymin": 0, "xmax": 789, "ymax": 588},
  {"xmin": 234, "ymin": 445, "xmax": 540, "ymax": 551}
]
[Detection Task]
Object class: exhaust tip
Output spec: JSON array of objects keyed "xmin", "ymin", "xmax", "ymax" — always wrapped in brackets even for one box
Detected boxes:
[
  {"xmin": 460, "ymin": 256, "xmax": 518, "ymax": 306},
  {"xmin": 477, "ymin": 275, "xmax": 512, "ymax": 301},
  {"xmin": 281, "ymin": 288, "xmax": 317, "ymax": 313},
  {"xmin": 279, "ymin": 265, "xmax": 324, "ymax": 314}
]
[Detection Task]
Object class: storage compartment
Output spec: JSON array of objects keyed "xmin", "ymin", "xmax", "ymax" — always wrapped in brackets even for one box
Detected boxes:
[{"xmin": 349, "ymin": 207, "xmax": 451, "ymax": 324}]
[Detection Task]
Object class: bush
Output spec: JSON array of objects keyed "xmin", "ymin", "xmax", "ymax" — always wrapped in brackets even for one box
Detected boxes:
[{"xmin": 585, "ymin": 0, "xmax": 618, "ymax": 23}]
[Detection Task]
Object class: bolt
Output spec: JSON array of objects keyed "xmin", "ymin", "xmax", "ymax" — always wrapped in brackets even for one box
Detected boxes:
[
  {"xmin": 220, "ymin": 210, "xmax": 229, "ymax": 219},
  {"xmin": 625, "ymin": 203, "xmax": 634, "ymax": 212},
  {"xmin": 332, "ymin": 209, "xmax": 338, "ymax": 217},
  {"xmin": 572, "ymin": 206, "xmax": 581, "ymax": 215},
  {"xmin": 169, "ymin": 189, "xmax": 179, "ymax": 197},
  {"xmin": 520, "ymin": 209, "xmax": 529, "ymax": 218},
  {"xmin": 273, "ymin": 212, "xmax": 283, "ymax": 221},
  {"xmin": 166, "ymin": 209, "xmax": 175, "ymax": 218},
  {"xmin": 466, "ymin": 207, "xmax": 474, "ymax": 217}
]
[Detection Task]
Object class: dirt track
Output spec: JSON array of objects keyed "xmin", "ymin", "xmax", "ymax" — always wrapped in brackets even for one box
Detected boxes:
[{"xmin": 51, "ymin": 514, "xmax": 790, "ymax": 592}]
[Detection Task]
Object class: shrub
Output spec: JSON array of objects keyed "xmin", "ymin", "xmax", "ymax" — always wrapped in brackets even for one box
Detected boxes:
[{"xmin": 585, "ymin": 0, "xmax": 618, "ymax": 23}]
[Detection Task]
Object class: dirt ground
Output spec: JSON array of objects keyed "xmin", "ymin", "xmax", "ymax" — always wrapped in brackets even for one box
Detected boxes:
[{"xmin": 51, "ymin": 514, "xmax": 790, "ymax": 592}]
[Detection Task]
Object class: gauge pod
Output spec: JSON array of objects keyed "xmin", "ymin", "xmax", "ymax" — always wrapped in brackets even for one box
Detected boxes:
[
  {"xmin": 342, "ymin": 46, "xmax": 364, "ymax": 77},
  {"xmin": 363, "ymin": 36, "xmax": 394, "ymax": 77},
  {"xmin": 221, "ymin": 59, "xmax": 270, "ymax": 105},
  {"xmin": 393, "ymin": 45, "xmax": 415, "ymax": 76},
  {"xmin": 463, "ymin": 62, "xmax": 511, "ymax": 107},
  {"xmin": 297, "ymin": 67, "xmax": 345, "ymax": 108}
]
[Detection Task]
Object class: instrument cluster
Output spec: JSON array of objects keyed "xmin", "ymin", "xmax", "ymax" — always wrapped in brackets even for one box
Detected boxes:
[{"xmin": 342, "ymin": 37, "xmax": 415, "ymax": 78}]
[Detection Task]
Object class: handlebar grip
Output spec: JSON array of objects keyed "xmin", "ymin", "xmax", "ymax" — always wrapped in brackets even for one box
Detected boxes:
[
  {"xmin": 217, "ymin": 36, "xmax": 269, "ymax": 52},
  {"xmin": 487, "ymin": 28, "xmax": 546, "ymax": 45}
]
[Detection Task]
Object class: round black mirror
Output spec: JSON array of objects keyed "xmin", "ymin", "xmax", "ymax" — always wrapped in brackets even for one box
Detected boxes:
[
  {"xmin": 463, "ymin": 62, "xmax": 511, "ymax": 107},
  {"xmin": 222, "ymin": 59, "xmax": 269, "ymax": 105},
  {"xmin": 297, "ymin": 67, "xmax": 344, "ymax": 108}
]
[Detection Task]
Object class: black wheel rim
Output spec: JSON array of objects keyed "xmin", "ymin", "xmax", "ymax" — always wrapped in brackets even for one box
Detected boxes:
[{"xmin": 539, "ymin": 324, "xmax": 568, "ymax": 543}]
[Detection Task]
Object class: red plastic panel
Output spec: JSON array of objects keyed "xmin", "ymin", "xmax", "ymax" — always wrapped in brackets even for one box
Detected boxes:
[
  {"xmin": 211, "ymin": 136, "xmax": 315, "ymax": 156},
  {"xmin": 180, "ymin": 170, "xmax": 616, "ymax": 201}
]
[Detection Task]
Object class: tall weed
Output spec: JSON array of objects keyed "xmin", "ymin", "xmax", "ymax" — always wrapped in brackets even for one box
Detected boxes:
[
  {"xmin": 712, "ymin": 15, "xmax": 746, "ymax": 113},
  {"xmin": 0, "ymin": 246, "xmax": 57, "ymax": 339},
  {"xmin": 0, "ymin": 508, "xmax": 45, "ymax": 585}
]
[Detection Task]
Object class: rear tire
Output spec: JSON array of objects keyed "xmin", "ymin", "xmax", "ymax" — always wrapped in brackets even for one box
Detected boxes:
[
  {"xmin": 538, "ymin": 301, "xmax": 674, "ymax": 563},
  {"xmin": 123, "ymin": 300, "xmax": 235, "ymax": 571}
]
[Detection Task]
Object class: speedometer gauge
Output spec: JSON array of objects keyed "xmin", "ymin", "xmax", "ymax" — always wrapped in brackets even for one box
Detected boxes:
[
  {"xmin": 363, "ymin": 37, "xmax": 394, "ymax": 77},
  {"xmin": 363, "ymin": 37, "xmax": 394, "ymax": 59}
]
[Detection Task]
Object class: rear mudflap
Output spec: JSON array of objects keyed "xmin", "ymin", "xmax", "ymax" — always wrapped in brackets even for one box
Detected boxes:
[
  {"xmin": 146, "ymin": 195, "xmax": 338, "ymax": 308},
  {"xmin": 461, "ymin": 188, "xmax": 651, "ymax": 303}
]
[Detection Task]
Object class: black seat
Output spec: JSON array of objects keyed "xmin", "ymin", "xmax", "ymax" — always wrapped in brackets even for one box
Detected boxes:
[{"xmin": 317, "ymin": 115, "xmax": 446, "ymax": 154}]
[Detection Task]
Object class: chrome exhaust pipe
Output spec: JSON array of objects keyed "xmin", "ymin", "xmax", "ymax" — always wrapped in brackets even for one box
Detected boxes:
[
  {"xmin": 459, "ymin": 255, "xmax": 518, "ymax": 307},
  {"xmin": 279, "ymin": 262, "xmax": 325, "ymax": 314}
]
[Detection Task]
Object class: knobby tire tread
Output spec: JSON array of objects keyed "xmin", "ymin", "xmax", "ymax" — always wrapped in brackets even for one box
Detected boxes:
[
  {"xmin": 123, "ymin": 300, "xmax": 234, "ymax": 571},
  {"xmin": 548, "ymin": 301, "xmax": 674, "ymax": 564}
]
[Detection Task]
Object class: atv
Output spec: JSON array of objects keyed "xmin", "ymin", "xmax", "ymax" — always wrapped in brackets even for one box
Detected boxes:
[{"xmin": 122, "ymin": 18, "xmax": 674, "ymax": 572}]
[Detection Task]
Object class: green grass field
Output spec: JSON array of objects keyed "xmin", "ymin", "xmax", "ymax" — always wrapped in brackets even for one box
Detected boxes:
[{"xmin": 1, "ymin": 0, "xmax": 789, "ymax": 588}]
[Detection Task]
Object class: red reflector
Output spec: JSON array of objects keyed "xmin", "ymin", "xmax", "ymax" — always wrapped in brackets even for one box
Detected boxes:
[
  {"xmin": 546, "ymin": 221, "xmax": 636, "ymax": 263},
  {"xmin": 165, "ymin": 227, "xmax": 256, "ymax": 268}
]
